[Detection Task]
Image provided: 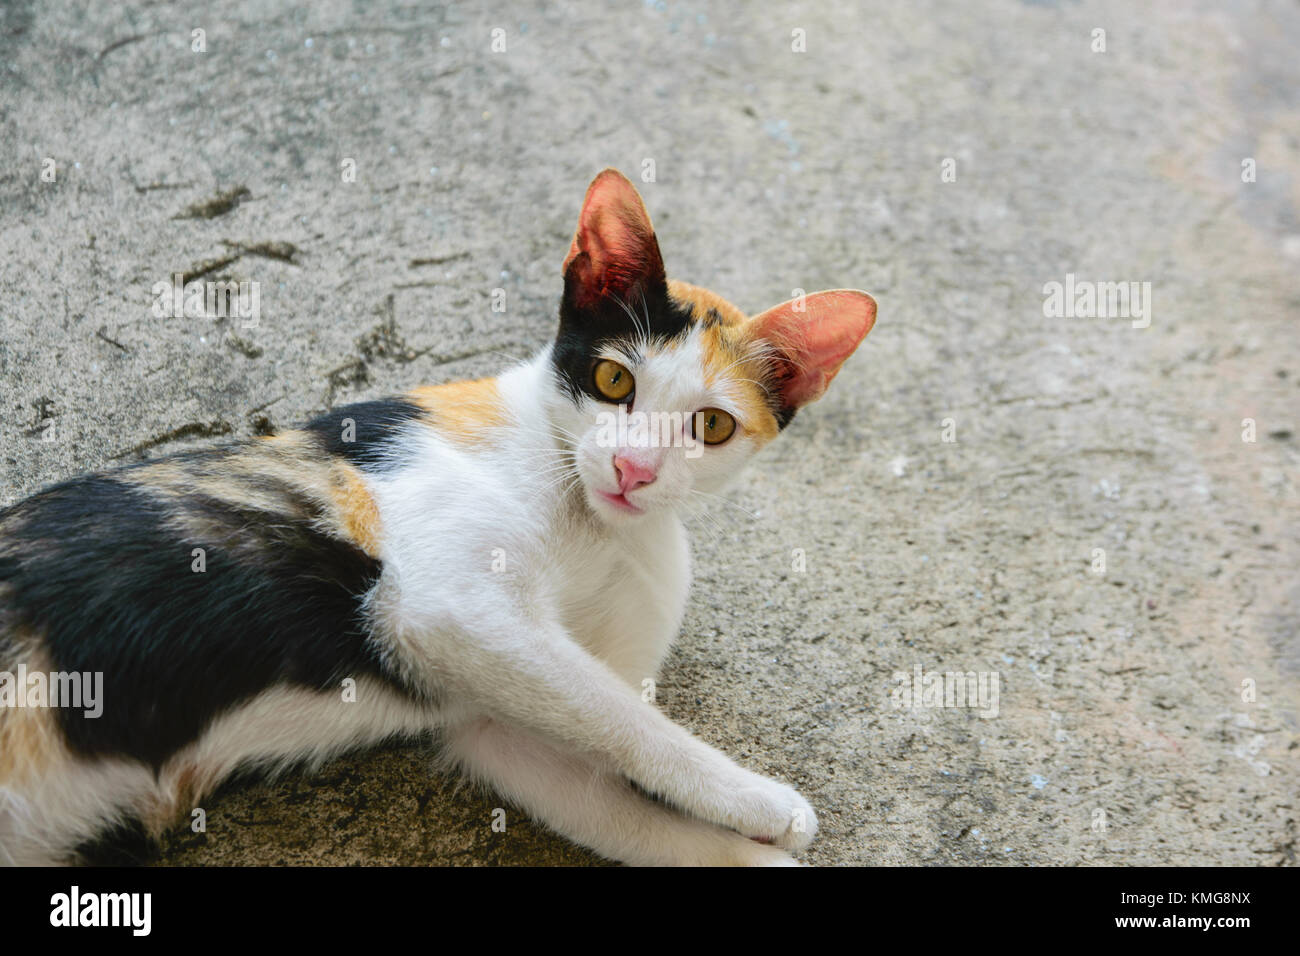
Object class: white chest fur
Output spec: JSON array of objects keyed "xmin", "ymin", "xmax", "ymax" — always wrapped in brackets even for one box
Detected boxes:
[
  {"xmin": 366, "ymin": 359, "xmax": 692, "ymax": 694},
  {"xmin": 547, "ymin": 509, "xmax": 691, "ymax": 684}
]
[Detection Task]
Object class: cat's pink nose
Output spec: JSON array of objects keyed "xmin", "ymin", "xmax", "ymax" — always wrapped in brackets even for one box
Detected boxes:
[{"xmin": 613, "ymin": 455, "xmax": 656, "ymax": 494}]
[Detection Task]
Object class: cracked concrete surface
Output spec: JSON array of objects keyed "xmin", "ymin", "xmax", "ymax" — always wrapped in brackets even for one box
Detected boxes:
[{"xmin": 1, "ymin": 0, "xmax": 1297, "ymax": 865}]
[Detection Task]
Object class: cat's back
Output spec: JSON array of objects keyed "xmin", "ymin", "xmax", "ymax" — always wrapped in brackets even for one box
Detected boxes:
[{"xmin": 0, "ymin": 424, "xmax": 402, "ymax": 766}]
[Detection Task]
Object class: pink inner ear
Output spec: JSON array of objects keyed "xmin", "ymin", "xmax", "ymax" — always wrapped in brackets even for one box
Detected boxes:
[
  {"xmin": 751, "ymin": 290, "xmax": 877, "ymax": 408},
  {"xmin": 563, "ymin": 170, "xmax": 663, "ymax": 306}
]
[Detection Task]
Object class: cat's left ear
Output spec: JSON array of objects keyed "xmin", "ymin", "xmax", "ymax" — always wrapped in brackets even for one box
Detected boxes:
[
  {"xmin": 562, "ymin": 169, "xmax": 667, "ymax": 310},
  {"xmin": 749, "ymin": 290, "xmax": 877, "ymax": 410}
]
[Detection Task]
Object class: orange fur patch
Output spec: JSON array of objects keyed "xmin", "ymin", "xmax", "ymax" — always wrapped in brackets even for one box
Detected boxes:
[
  {"xmin": 409, "ymin": 377, "xmax": 508, "ymax": 446},
  {"xmin": 666, "ymin": 280, "xmax": 781, "ymax": 443},
  {"xmin": 0, "ymin": 646, "xmax": 68, "ymax": 785},
  {"xmin": 257, "ymin": 430, "xmax": 312, "ymax": 451},
  {"xmin": 329, "ymin": 463, "xmax": 384, "ymax": 558},
  {"xmin": 699, "ymin": 321, "xmax": 781, "ymax": 445},
  {"xmin": 667, "ymin": 279, "xmax": 747, "ymax": 327}
]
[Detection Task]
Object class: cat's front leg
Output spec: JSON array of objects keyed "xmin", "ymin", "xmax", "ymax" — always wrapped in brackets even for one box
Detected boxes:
[
  {"xmin": 444, "ymin": 716, "xmax": 798, "ymax": 866},
  {"xmin": 399, "ymin": 611, "xmax": 817, "ymax": 851}
]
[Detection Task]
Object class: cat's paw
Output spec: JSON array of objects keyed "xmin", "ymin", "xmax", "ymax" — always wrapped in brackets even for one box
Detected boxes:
[
  {"xmin": 688, "ymin": 832, "xmax": 804, "ymax": 866},
  {"xmin": 737, "ymin": 843, "xmax": 803, "ymax": 866},
  {"xmin": 727, "ymin": 772, "xmax": 818, "ymax": 851}
]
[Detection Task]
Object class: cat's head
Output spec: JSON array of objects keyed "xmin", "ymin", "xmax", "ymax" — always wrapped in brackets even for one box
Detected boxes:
[{"xmin": 548, "ymin": 169, "xmax": 876, "ymax": 523}]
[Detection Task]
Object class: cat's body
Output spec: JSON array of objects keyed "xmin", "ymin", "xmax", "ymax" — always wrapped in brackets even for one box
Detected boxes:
[{"xmin": 0, "ymin": 171, "xmax": 875, "ymax": 865}]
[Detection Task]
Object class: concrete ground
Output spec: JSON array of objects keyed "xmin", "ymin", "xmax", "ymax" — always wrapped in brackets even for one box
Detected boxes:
[{"xmin": 1, "ymin": 0, "xmax": 1296, "ymax": 865}]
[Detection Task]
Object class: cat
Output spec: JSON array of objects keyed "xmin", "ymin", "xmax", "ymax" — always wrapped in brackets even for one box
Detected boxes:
[{"xmin": 0, "ymin": 168, "xmax": 876, "ymax": 866}]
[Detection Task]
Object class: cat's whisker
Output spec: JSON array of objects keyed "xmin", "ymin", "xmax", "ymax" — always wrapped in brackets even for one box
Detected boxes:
[
  {"xmin": 518, "ymin": 454, "xmax": 579, "ymax": 471},
  {"xmin": 636, "ymin": 287, "xmax": 654, "ymax": 352},
  {"xmin": 528, "ymin": 467, "xmax": 581, "ymax": 484},
  {"xmin": 607, "ymin": 292, "xmax": 646, "ymax": 348},
  {"xmin": 683, "ymin": 506, "xmax": 726, "ymax": 545},
  {"xmin": 688, "ymin": 488, "xmax": 762, "ymax": 521},
  {"xmin": 546, "ymin": 425, "xmax": 584, "ymax": 444},
  {"xmin": 531, "ymin": 469, "xmax": 581, "ymax": 486},
  {"xmin": 524, "ymin": 477, "xmax": 580, "ymax": 507},
  {"xmin": 513, "ymin": 445, "xmax": 578, "ymax": 457},
  {"xmin": 723, "ymin": 376, "xmax": 771, "ymax": 392},
  {"xmin": 710, "ymin": 352, "xmax": 763, "ymax": 379}
]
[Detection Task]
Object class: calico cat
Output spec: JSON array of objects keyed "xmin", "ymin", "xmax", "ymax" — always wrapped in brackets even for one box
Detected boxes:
[{"xmin": 0, "ymin": 169, "xmax": 876, "ymax": 866}]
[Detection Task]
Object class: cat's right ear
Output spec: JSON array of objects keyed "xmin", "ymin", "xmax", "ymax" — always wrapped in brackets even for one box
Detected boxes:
[{"xmin": 562, "ymin": 169, "xmax": 667, "ymax": 311}]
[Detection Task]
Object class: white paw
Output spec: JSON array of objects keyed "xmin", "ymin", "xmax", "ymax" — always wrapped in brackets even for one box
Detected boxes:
[
  {"xmin": 739, "ymin": 842, "xmax": 803, "ymax": 866},
  {"xmin": 726, "ymin": 771, "xmax": 818, "ymax": 851},
  {"xmin": 689, "ymin": 831, "xmax": 804, "ymax": 866}
]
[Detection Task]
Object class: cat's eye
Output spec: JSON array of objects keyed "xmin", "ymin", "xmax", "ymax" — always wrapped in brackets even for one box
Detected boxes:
[
  {"xmin": 592, "ymin": 359, "xmax": 635, "ymax": 403},
  {"xmin": 693, "ymin": 408, "xmax": 736, "ymax": 445}
]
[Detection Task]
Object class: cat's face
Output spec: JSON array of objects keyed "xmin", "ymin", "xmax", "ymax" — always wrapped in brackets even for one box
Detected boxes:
[
  {"xmin": 549, "ymin": 169, "xmax": 877, "ymax": 524},
  {"xmin": 550, "ymin": 281, "xmax": 781, "ymax": 521}
]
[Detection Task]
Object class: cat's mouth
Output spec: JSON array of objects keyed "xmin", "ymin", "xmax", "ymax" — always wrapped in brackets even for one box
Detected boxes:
[{"xmin": 594, "ymin": 488, "xmax": 644, "ymax": 515}]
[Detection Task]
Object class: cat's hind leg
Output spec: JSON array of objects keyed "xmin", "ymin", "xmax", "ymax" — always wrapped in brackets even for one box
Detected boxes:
[
  {"xmin": 1, "ymin": 676, "xmax": 440, "ymax": 865},
  {"xmin": 0, "ymin": 701, "xmax": 157, "ymax": 866}
]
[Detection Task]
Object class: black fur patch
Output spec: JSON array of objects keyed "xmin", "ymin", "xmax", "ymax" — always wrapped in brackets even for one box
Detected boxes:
[
  {"xmin": 303, "ymin": 399, "xmax": 425, "ymax": 469},
  {"xmin": 74, "ymin": 816, "xmax": 158, "ymax": 867},
  {"xmin": 552, "ymin": 274, "xmax": 696, "ymax": 404},
  {"xmin": 0, "ymin": 469, "xmax": 395, "ymax": 768}
]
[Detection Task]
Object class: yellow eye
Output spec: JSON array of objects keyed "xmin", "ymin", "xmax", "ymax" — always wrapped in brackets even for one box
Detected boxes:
[
  {"xmin": 694, "ymin": 408, "xmax": 736, "ymax": 445},
  {"xmin": 593, "ymin": 359, "xmax": 635, "ymax": 402}
]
